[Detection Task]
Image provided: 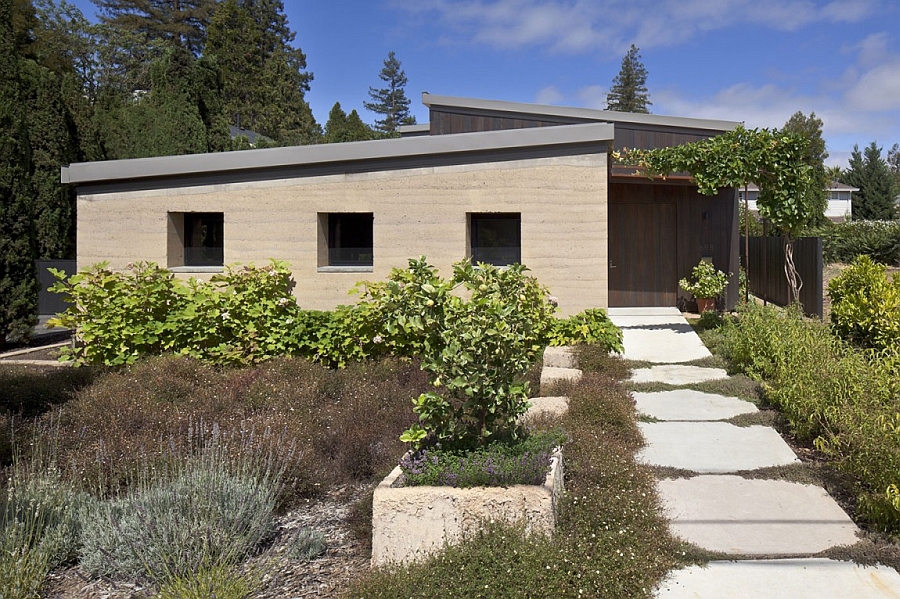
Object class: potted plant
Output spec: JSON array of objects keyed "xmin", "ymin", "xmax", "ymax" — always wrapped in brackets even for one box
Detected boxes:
[{"xmin": 679, "ymin": 260, "xmax": 729, "ymax": 313}]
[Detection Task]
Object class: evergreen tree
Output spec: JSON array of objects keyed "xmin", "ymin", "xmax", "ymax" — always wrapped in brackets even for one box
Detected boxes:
[
  {"xmin": 606, "ymin": 44, "xmax": 651, "ymax": 113},
  {"xmin": 91, "ymin": 0, "xmax": 217, "ymax": 55},
  {"xmin": 888, "ymin": 143, "xmax": 900, "ymax": 191},
  {"xmin": 206, "ymin": 0, "xmax": 319, "ymax": 145},
  {"xmin": 844, "ymin": 142, "xmax": 900, "ymax": 220},
  {"xmin": 324, "ymin": 102, "xmax": 373, "ymax": 143},
  {"xmin": 0, "ymin": 0, "xmax": 38, "ymax": 345},
  {"xmin": 782, "ymin": 111, "xmax": 828, "ymax": 228},
  {"xmin": 364, "ymin": 51, "xmax": 416, "ymax": 135}
]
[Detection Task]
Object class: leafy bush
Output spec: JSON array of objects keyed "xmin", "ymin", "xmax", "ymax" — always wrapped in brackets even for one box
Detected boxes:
[
  {"xmin": 79, "ymin": 426, "xmax": 281, "ymax": 584},
  {"xmin": 398, "ymin": 430, "xmax": 566, "ymax": 487},
  {"xmin": 679, "ymin": 260, "xmax": 729, "ymax": 299},
  {"xmin": 399, "ymin": 260, "xmax": 557, "ymax": 451},
  {"xmin": 155, "ymin": 561, "xmax": 258, "ymax": 599},
  {"xmin": 48, "ymin": 261, "xmax": 305, "ymax": 366},
  {"xmin": 828, "ymin": 255, "xmax": 900, "ymax": 350},
  {"xmin": 719, "ymin": 303, "xmax": 900, "ymax": 530},
  {"xmin": 547, "ymin": 308, "xmax": 623, "ymax": 352},
  {"xmin": 819, "ymin": 220, "xmax": 900, "ymax": 265}
]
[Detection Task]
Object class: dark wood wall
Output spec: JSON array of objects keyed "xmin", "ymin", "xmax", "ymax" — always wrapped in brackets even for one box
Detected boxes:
[{"xmin": 609, "ymin": 181, "xmax": 740, "ymax": 310}]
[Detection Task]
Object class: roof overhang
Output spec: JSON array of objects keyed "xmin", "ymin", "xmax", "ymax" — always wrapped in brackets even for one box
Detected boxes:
[
  {"xmin": 61, "ymin": 121, "xmax": 615, "ymax": 187},
  {"xmin": 422, "ymin": 93, "xmax": 741, "ymax": 132}
]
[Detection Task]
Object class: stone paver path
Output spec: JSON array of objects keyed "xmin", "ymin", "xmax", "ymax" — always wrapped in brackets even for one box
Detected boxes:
[{"xmin": 606, "ymin": 308, "xmax": 899, "ymax": 598}]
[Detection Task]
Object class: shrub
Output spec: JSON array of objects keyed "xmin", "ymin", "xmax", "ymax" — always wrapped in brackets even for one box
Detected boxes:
[
  {"xmin": 400, "ymin": 260, "xmax": 557, "ymax": 451},
  {"xmin": 828, "ymin": 255, "xmax": 900, "ymax": 350},
  {"xmin": 79, "ymin": 426, "xmax": 281, "ymax": 584},
  {"xmin": 283, "ymin": 527, "xmax": 327, "ymax": 561},
  {"xmin": 155, "ymin": 561, "xmax": 258, "ymax": 599},
  {"xmin": 547, "ymin": 308, "xmax": 624, "ymax": 352},
  {"xmin": 679, "ymin": 260, "xmax": 729, "ymax": 299},
  {"xmin": 819, "ymin": 220, "xmax": 900, "ymax": 265}
]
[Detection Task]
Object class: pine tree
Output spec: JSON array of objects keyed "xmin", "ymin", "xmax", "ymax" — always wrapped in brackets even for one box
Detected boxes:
[
  {"xmin": 782, "ymin": 111, "xmax": 828, "ymax": 228},
  {"xmin": 845, "ymin": 142, "xmax": 899, "ymax": 220},
  {"xmin": 364, "ymin": 51, "xmax": 416, "ymax": 135},
  {"xmin": 0, "ymin": 0, "xmax": 38, "ymax": 346},
  {"xmin": 91, "ymin": 0, "xmax": 217, "ymax": 55},
  {"xmin": 324, "ymin": 102, "xmax": 373, "ymax": 143},
  {"xmin": 606, "ymin": 44, "xmax": 651, "ymax": 113}
]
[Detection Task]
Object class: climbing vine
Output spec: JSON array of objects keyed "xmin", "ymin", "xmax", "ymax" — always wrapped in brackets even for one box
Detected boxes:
[{"xmin": 614, "ymin": 125, "xmax": 814, "ymax": 302}]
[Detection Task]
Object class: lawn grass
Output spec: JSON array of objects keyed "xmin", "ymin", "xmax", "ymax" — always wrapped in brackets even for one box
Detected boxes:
[{"xmin": 344, "ymin": 352, "xmax": 685, "ymax": 599}]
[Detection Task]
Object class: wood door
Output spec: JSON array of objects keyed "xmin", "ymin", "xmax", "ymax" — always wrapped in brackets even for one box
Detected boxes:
[{"xmin": 608, "ymin": 203, "xmax": 678, "ymax": 306}]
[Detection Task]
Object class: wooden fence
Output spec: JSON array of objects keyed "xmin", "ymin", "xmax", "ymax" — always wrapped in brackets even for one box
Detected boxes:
[{"xmin": 740, "ymin": 237, "xmax": 823, "ymax": 319}]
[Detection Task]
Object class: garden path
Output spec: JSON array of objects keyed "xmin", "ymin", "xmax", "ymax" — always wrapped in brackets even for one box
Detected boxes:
[{"xmin": 607, "ymin": 307, "xmax": 900, "ymax": 599}]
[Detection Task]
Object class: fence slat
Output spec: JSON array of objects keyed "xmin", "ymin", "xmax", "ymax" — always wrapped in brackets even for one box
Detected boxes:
[{"xmin": 740, "ymin": 237, "xmax": 822, "ymax": 318}]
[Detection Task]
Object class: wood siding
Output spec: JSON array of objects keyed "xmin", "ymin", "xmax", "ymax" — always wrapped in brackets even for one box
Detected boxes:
[{"xmin": 609, "ymin": 181, "xmax": 739, "ymax": 309}]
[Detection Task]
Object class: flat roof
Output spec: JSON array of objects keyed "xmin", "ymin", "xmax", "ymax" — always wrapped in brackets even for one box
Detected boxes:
[
  {"xmin": 61, "ymin": 121, "xmax": 614, "ymax": 186},
  {"xmin": 422, "ymin": 93, "xmax": 742, "ymax": 132}
]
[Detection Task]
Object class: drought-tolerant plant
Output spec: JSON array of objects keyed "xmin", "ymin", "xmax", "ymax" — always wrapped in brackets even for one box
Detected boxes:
[
  {"xmin": 154, "ymin": 560, "xmax": 258, "ymax": 599},
  {"xmin": 400, "ymin": 259, "xmax": 557, "ymax": 451},
  {"xmin": 828, "ymin": 255, "xmax": 900, "ymax": 351},
  {"xmin": 547, "ymin": 308, "xmax": 624, "ymax": 351},
  {"xmin": 398, "ymin": 430, "xmax": 566, "ymax": 487},
  {"xmin": 79, "ymin": 424, "xmax": 283, "ymax": 584},
  {"xmin": 283, "ymin": 527, "xmax": 327, "ymax": 561},
  {"xmin": 679, "ymin": 260, "xmax": 730, "ymax": 300}
]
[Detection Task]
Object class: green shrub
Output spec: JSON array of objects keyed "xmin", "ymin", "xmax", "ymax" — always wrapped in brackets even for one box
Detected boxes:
[
  {"xmin": 828, "ymin": 255, "xmax": 900, "ymax": 350},
  {"xmin": 719, "ymin": 303, "xmax": 900, "ymax": 530},
  {"xmin": 49, "ymin": 261, "xmax": 305, "ymax": 367},
  {"xmin": 819, "ymin": 220, "xmax": 900, "ymax": 265},
  {"xmin": 400, "ymin": 260, "xmax": 557, "ymax": 451},
  {"xmin": 79, "ymin": 426, "xmax": 281, "ymax": 583},
  {"xmin": 548, "ymin": 308, "xmax": 624, "ymax": 352},
  {"xmin": 678, "ymin": 260, "xmax": 729, "ymax": 299},
  {"xmin": 155, "ymin": 561, "xmax": 258, "ymax": 599},
  {"xmin": 283, "ymin": 527, "xmax": 327, "ymax": 561}
]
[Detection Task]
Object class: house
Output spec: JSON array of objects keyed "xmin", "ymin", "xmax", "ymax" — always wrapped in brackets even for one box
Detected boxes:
[
  {"xmin": 739, "ymin": 181, "xmax": 857, "ymax": 223},
  {"xmin": 61, "ymin": 93, "xmax": 742, "ymax": 315}
]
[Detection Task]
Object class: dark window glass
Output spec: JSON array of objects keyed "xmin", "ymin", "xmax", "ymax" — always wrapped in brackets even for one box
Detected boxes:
[
  {"xmin": 471, "ymin": 213, "xmax": 521, "ymax": 266},
  {"xmin": 184, "ymin": 213, "xmax": 224, "ymax": 266},
  {"xmin": 328, "ymin": 213, "xmax": 373, "ymax": 266}
]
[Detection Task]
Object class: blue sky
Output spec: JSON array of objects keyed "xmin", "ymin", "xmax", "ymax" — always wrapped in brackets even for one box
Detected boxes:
[{"xmin": 72, "ymin": 0, "xmax": 900, "ymax": 168}]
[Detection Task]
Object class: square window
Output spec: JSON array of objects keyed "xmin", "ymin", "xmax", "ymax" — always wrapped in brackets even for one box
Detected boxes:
[
  {"xmin": 168, "ymin": 212, "xmax": 224, "ymax": 268},
  {"xmin": 470, "ymin": 213, "xmax": 521, "ymax": 266},
  {"xmin": 319, "ymin": 213, "xmax": 373, "ymax": 268}
]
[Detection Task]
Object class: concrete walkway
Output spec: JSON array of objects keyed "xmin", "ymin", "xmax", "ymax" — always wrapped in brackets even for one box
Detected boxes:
[{"xmin": 607, "ymin": 307, "xmax": 900, "ymax": 598}]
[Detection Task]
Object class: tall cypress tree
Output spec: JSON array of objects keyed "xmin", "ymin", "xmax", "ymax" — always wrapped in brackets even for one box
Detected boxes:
[
  {"xmin": 845, "ymin": 142, "xmax": 899, "ymax": 220},
  {"xmin": 606, "ymin": 44, "xmax": 651, "ymax": 113},
  {"xmin": 0, "ymin": 0, "xmax": 38, "ymax": 346},
  {"xmin": 91, "ymin": 0, "xmax": 217, "ymax": 55},
  {"xmin": 365, "ymin": 51, "xmax": 416, "ymax": 135},
  {"xmin": 324, "ymin": 102, "xmax": 373, "ymax": 143}
]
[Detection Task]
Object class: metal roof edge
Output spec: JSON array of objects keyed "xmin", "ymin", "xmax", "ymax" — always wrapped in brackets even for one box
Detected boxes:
[
  {"xmin": 62, "ymin": 122, "xmax": 614, "ymax": 185},
  {"xmin": 421, "ymin": 92, "xmax": 741, "ymax": 132}
]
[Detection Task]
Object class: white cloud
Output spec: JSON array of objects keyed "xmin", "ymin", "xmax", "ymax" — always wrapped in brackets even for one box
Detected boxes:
[
  {"xmin": 845, "ymin": 60, "xmax": 900, "ymax": 111},
  {"xmin": 534, "ymin": 85, "xmax": 564, "ymax": 105},
  {"xmin": 576, "ymin": 85, "xmax": 608, "ymax": 110}
]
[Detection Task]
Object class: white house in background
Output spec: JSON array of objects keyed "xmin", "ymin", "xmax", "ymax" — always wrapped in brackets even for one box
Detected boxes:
[{"xmin": 739, "ymin": 181, "xmax": 858, "ymax": 222}]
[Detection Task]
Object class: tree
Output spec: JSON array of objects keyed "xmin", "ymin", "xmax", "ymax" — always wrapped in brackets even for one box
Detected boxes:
[
  {"xmin": 782, "ymin": 111, "xmax": 828, "ymax": 228},
  {"xmin": 0, "ymin": 0, "xmax": 39, "ymax": 346},
  {"xmin": 606, "ymin": 44, "xmax": 651, "ymax": 113},
  {"xmin": 91, "ymin": 0, "xmax": 217, "ymax": 55},
  {"xmin": 364, "ymin": 51, "xmax": 416, "ymax": 135},
  {"xmin": 888, "ymin": 143, "xmax": 900, "ymax": 191},
  {"xmin": 844, "ymin": 142, "xmax": 899, "ymax": 220},
  {"xmin": 205, "ymin": 0, "xmax": 319, "ymax": 145},
  {"xmin": 324, "ymin": 102, "xmax": 373, "ymax": 143},
  {"xmin": 618, "ymin": 126, "xmax": 813, "ymax": 302}
]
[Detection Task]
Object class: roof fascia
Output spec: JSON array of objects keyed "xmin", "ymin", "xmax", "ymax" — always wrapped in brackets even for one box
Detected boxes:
[{"xmin": 61, "ymin": 122, "xmax": 614, "ymax": 186}]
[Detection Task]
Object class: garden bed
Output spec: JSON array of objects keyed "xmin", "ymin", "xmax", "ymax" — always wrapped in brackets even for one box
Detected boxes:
[{"xmin": 371, "ymin": 447, "xmax": 564, "ymax": 566}]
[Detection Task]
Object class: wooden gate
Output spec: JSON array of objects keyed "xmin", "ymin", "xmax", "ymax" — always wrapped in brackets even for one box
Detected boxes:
[{"xmin": 608, "ymin": 203, "xmax": 678, "ymax": 306}]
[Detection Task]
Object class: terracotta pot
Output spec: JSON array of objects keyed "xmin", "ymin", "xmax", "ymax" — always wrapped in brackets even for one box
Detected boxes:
[{"xmin": 696, "ymin": 297, "xmax": 716, "ymax": 313}]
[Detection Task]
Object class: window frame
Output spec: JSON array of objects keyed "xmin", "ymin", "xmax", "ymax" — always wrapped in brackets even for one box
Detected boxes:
[
  {"xmin": 469, "ymin": 212, "xmax": 522, "ymax": 267},
  {"xmin": 167, "ymin": 211, "xmax": 224, "ymax": 272},
  {"xmin": 317, "ymin": 212, "xmax": 374, "ymax": 272}
]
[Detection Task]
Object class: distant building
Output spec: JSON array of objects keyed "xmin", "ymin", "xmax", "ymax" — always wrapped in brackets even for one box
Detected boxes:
[{"xmin": 739, "ymin": 182, "xmax": 857, "ymax": 223}]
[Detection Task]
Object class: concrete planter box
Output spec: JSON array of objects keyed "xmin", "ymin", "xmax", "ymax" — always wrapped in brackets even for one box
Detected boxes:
[{"xmin": 371, "ymin": 447, "xmax": 564, "ymax": 566}]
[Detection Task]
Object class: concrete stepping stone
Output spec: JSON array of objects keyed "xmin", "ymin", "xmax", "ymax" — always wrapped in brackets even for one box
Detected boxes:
[
  {"xmin": 634, "ymin": 390, "xmax": 758, "ymax": 421},
  {"xmin": 657, "ymin": 476, "xmax": 859, "ymax": 555},
  {"xmin": 630, "ymin": 365, "xmax": 728, "ymax": 385},
  {"xmin": 524, "ymin": 396, "xmax": 569, "ymax": 420},
  {"xmin": 607, "ymin": 307, "xmax": 711, "ymax": 363},
  {"xmin": 638, "ymin": 422, "xmax": 798, "ymax": 472},
  {"xmin": 543, "ymin": 346, "xmax": 576, "ymax": 369},
  {"xmin": 540, "ymin": 366, "xmax": 582, "ymax": 390},
  {"xmin": 655, "ymin": 559, "xmax": 900, "ymax": 598}
]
